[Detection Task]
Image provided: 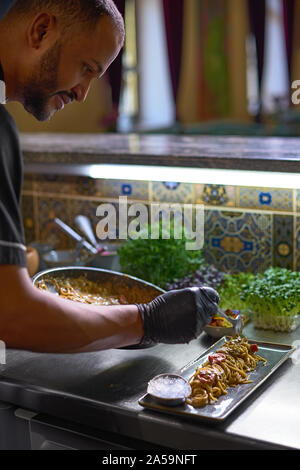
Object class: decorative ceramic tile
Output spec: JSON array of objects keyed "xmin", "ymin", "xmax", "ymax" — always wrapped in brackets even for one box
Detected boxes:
[
  {"xmin": 194, "ymin": 184, "xmax": 236, "ymax": 207},
  {"xmin": 203, "ymin": 209, "xmax": 272, "ymax": 273},
  {"xmin": 34, "ymin": 174, "xmax": 76, "ymax": 195},
  {"xmin": 68, "ymin": 198, "xmax": 101, "ymax": 235},
  {"xmin": 296, "ymin": 217, "xmax": 300, "ymax": 271},
  {"xmin": 34, "ymin": 174, "xmax": 101, "ymax": 197},
  {"xmin": 22, "ymin": 175, "xmax": 34, "ymax": 192},
  {"xmin": 104, "ymin": 180, "xmax": 149, "ymax": 200},
  {"xmin": 76, "ymin": 176, "xmax": 99, "ymax": 197},
  {"xmin": 150, "ymin": 202, "xmax": 189, "ymax": 226},
  {"xmin": 296, "ymin": 190, "xmax": 300, "ymax": 213},
  {"xmin": 151, "ymin": 182, "xmax": 193, "ymax": 203},
  {"xmin": 238, "ymin": 187, "xmax": 293, "ymax": 212},
  {"xmin": 20, "ymin": 195, "xmax": 36, "ymax": 244},
  {"xmin": 93, "ymin": 179, "xmax": 106, "ymax": 198},
  {"xmin": 36, "ymin": 197, "xmax": 72, "ymax": 249},
  {"xmin": 273, "ymin": 215, "xmax": 294, "ymax": 270},
  {"xmin": 69, "ymin": 198, "xmax": 125, "ymax": 241}
]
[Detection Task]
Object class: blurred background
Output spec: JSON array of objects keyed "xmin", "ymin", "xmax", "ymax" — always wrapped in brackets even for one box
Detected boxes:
[{"xmin": 6, "ymin": 0, "xmax": 300, "ymax": 136}]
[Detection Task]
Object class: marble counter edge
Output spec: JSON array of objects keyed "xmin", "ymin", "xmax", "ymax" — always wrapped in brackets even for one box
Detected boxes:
[{"xmin": 20, "ymin": 133, "xmax": 300, "ymax": 173}]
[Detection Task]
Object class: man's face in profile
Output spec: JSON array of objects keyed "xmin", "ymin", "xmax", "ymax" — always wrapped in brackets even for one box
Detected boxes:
[
  {"xmin": 21, "ymin": 15, "xmax": 121, "ymax": 121},
  {"xmin": 23, "ymin": 39, "xmax": 63, "ymax": 121}
]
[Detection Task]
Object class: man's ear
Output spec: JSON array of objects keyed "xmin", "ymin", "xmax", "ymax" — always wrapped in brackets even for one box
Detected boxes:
[{"xmin": 27, "ymin": 12, "xmax": 57, "ymax": 49}]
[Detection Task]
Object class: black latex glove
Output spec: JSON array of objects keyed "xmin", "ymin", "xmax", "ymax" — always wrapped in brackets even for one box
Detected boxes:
[{"xmin": 137, "ymin": 286, "xmax": 220, "ymax": 346}]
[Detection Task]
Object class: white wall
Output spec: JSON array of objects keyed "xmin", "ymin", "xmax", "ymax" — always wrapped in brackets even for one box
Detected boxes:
[
  {"xmin": 261, "ymin": 0, "xmax": 290, "ymax": 113},
  {"xmin": 136, "ymin": 0, "xmax": 176, "ymax": 129}
]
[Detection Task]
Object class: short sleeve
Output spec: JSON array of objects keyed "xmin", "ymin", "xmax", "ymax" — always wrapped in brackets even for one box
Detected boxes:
[{"xmin": 0, "ymin": 104, "xmax": 27, "ymax": 267}]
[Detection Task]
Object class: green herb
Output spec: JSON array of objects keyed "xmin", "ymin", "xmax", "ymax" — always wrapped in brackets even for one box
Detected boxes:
[
  {"xmin": 118, "ymin": 222, "xmax": 203, "ymax": 288},
  {"xmin": 218, "ymin": 272, "xmax": 255, "ymax": 311},
  {"xmin": 218, "ymin": 267, "xmax": 300, "ymax": 332},
  {"xmin": 241, "ymin": 267, "xmax": 300, "ymax": 318}
]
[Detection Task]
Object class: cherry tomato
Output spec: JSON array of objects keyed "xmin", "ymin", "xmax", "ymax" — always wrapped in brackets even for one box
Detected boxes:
[{"xmin": 250, "ymin": 344, "xmax": 258, "ymax": 353}]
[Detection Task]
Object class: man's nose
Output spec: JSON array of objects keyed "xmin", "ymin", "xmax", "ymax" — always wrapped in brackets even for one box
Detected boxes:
[{"xmin": 71, "ymin": 80, "xmax": 92, "ymax": 103}]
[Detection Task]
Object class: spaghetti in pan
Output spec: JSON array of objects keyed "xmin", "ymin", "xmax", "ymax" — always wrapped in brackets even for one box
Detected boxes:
[
  {"xmin": 186, "ymin": 336, "xmax": 267, "ymax": 408},
  {"xmin": 36, "ymin": 276, "xmax": 129, "ymax": 306}
]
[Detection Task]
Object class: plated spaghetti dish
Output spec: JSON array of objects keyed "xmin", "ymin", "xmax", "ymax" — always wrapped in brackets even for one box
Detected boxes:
[{"xmin": 186, "ymin": 336, "xmax": 267, "ymax": 408}]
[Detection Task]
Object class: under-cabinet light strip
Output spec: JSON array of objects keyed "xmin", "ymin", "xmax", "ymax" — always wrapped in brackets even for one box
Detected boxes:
[
  {"xmin": 88, "ymin": 165, "xmax": 300, "ymax": 190},
  {"xmin": 24, "ymin": 163, "xmax": 300, "ymax": 189}
]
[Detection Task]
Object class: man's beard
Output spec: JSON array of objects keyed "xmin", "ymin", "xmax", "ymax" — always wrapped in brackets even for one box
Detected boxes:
[{"xmin": 23, "ymin": 41, "xmax": 62, "ymax": 121}]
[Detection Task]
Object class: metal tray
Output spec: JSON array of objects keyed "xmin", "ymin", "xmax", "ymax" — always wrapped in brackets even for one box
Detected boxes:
[{"xmin": 139, "ymin": 337, "xmax": 295, "ymax": 422}]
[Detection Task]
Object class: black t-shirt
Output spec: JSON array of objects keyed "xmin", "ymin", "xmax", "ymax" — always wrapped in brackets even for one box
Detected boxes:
[{"xmin": 0, "ymin": 62, "xmax": 27, "ymax": 267}]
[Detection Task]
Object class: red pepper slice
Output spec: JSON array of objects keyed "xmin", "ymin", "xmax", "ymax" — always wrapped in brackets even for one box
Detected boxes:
[
  {"xmin": 197, "ymin": 369, "xmax": 217, "ymax": 384},
  {"xmin": 208, "ymin": 353, "xmax": 226, "ymax": 364},
  {"xmin": 250, "ymin": 344, "xmax": 258, "ymax": 353}
]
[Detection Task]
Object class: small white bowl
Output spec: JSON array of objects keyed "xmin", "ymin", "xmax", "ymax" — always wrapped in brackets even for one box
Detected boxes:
[
  {"xmin": 203, "ymin": 324, "xmax": 235, "ymax": 339},
  {"xmin": 147, "ymin": 373, "xmax": 191, "ymax": 407},
  {"xmin": 42, "ymin": 250, "xmax": 86, "ymax": 268}
]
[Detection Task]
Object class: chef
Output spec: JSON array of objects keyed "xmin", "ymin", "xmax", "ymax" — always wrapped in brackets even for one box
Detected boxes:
[{"xmin": 0, "ymin": 0, "xmax": 219, "ymax": 353}]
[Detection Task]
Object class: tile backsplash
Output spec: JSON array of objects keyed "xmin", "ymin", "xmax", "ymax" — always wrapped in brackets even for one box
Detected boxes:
[{"xmin": 21, "ymin": 175, "xmax": 300, "ymax": 273}]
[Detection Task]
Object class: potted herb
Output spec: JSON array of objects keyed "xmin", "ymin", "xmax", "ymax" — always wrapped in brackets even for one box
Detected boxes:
[
  {"xmin": 118, "ymin": 222, "xmax": 203, "ymax": 289},
  {"xmin": 241, "ymin": 267, "xmax": 300, "ymax": 332}
]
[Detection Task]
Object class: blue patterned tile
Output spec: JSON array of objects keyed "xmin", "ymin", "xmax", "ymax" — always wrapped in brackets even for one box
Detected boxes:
[
  {"xmin": 203, "ymin": 209, "xmax": 272, "ymax": 273},
  {"xmin": 22, "ymin": 175, "xmax": 34, "ymax": 192},
  {"xmin": 238, "ymin": 187, "xmax": 293, "ymax": 212},
  {"xmin": 37, "ymin": 197, "xmax": 72, "ymax": 249},
  {"xmin": 34, "ymin": 175, "xmax": 100, "ymax": 197},
  {"xmin": 104, "ymin": 180, "xmax": 149, "ymax": 200},
  {"xmin": 296, "ymin": 190, "xmax": 300, "ymax": 213},
  {"xmin": 68, "ymin": 198, "xmax": 101, "ymax": 236},
  {"xmin": 296, "ymin": 217, "xmax": 300, "ymax": 271},
  {"xmin": 273, "ymin": 215, "xmax": 294, "ymax": 270},
  {"xmin": 194, "ymin": 184, "xmax": 236, "ymax": 207},
  {"xmin": 21, "ymin": 194, "xmax": 36, "ymax": 244},
  {"xmin": 34, "ymin": 174, "xmax": 78, "ymax": 195},
  {"xmin": 151, "ymin": 182, "xmax": 193, "ymax": 203}
]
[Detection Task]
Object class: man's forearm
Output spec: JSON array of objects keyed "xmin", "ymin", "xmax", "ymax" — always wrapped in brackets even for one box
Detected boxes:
[
  {"xmin": 0, "ymin": 268, "xmax": 143, "ymax": 353},
  {"xmin": 0, "ymin": 266, "xmax": 219, "ymax": 353}
]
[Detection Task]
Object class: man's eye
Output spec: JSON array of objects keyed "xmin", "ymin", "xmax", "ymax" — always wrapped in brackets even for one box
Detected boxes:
[{"xmin": 83, "ymin": 64, "xmax": 93, "ymax": 74}]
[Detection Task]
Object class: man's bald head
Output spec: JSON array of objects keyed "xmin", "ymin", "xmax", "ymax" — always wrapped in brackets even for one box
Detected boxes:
[{"xmin": 5, "ymin": 0, "xmax": 125, "ymax": 40}]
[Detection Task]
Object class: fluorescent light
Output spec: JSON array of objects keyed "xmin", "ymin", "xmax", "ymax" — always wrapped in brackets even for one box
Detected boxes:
[{"xmin": 88, "ymin": 164, "xmax": 300, "ymax": 189}]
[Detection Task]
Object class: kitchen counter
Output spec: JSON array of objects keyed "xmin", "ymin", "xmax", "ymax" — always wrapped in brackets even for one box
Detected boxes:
[
  {"xmin": 20, "ymin": 133, "xmax": 300, "ymax": 173},
  {"xmin": 0, "ymin": 322, "xmax": 299, "ymax": 450}
]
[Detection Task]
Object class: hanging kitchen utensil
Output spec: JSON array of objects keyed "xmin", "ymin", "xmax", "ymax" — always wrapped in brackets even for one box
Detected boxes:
[
  {"xmin": 74, "ymin": 214, "xmax": 108, "ymax": 253},
  {"xmin": 54, "ymin": 218, "xmax": 97, "ymax": 255}
]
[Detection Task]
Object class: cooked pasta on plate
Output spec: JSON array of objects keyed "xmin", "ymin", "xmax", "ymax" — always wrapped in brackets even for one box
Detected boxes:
[{"xmin": 186, "ymin": 336, "xmax": 267, "ymax": 408}]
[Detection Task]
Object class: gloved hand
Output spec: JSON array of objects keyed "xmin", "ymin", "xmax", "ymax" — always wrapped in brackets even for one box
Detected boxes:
[{"xmin": 137, "ymin": 286, "xmax": 220, "ymax": 346}]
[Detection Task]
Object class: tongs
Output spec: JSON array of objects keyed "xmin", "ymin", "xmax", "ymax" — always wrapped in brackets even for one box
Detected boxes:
[{"xmin": 217, "ymin": 308, "xmax": 243, "ymax": 334}]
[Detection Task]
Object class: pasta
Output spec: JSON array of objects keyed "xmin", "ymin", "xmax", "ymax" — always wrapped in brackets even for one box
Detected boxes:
[
  {"xmin": 36, "ymin": 276, "xmax": 129, "ymax": 306},
  {"xmin": 186, "ymin": 336, "xmax": 267, "ymax": 408}
]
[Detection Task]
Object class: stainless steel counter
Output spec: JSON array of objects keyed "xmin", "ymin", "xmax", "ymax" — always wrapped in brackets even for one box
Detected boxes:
[{"xmin": 0, "ymin": 323, "xmax": 299, "ymax": 450}]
